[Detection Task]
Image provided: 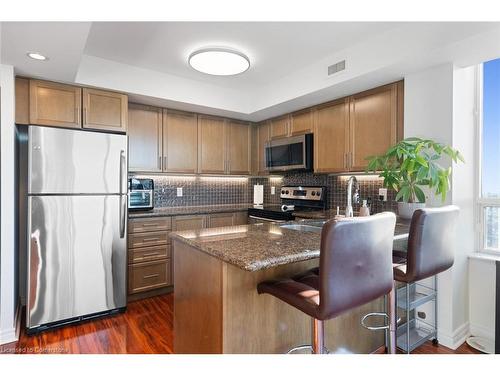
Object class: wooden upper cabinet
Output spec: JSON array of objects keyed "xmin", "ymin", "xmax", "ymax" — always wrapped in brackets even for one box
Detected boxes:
[
  {"xmin": 15, "ymin": 77, "xmax": 30, "ymax": 125},
  {"xmin": 269, "ymin": 115, "xmax": 289, "ymax": 139},
  {"xmin": 82, "ymin": 88, "xmax": 128, "ymax": 133},
  {"xmin": 290, "ymin": 109, "xmax": 313, "ymax": 136},
  {"xmin": 163, "ymin": 110, "xmax": 198, "ymax": 174},
  {"xmin": 128, "ymin": 103, "xmax": 163, "ymax": 172},
  {"xmin": 227, "ymin": 121, "xmax": 251, "ymax": 175},
  {"xmin": 349, "ymin": 84, "xmax": 398, "ymax": 171},
  {"xmin": 29, "ymin": 80, "xmax": 82, "ymax": 128},
  {"xmin": 314, "ymin": 100, "xmax": 350, "ymax": 173},
  {"xmin": 257, "ymin": 122, "xmax": 270, "ymax": 175},
  {"xmin": 198, "ymin": 115, "xmax": 226, "ymax": 174}
]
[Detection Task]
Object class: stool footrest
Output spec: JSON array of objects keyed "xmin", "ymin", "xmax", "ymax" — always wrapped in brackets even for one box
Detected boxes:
[{"xmin": 361, "ymin": 312, "xmax": 390, "ymax": 331}]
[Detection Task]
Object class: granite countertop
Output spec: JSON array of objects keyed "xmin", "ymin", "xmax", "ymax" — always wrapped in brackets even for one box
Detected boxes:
[
  {"xmin": 128, "ymin": 203, "xmax": 254, "ymax": 219},
  {"xmin": 170, "ymin": 217, "xmax": 410, "ymax": 272}
]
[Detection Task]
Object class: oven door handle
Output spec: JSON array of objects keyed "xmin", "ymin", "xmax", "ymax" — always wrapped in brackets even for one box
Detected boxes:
[{"xmin": 248, "ymin": 215, "xmax": 287, "ymax": 223}]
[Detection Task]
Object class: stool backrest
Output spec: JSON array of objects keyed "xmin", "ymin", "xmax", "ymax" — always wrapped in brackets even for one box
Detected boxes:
[
  {"xmin": 406, "ymin": 206, "xmax": 459, "ymax": 282},
  {"xmin": 318, "ymin": 212, "xmax": 396, "ymax": 320}
]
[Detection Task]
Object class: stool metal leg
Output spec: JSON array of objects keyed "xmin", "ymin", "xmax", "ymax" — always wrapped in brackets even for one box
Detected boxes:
[
  {"xmin": 406, "ymin": 282, "xmax": 411, "ymax": 354},
  {"xmin": 387, "ymin": 282, "xmax": 397, "ymax": 354},
  {"xmin": 312, "ymin": 319, "xmax": 325, "ymax": 354}
]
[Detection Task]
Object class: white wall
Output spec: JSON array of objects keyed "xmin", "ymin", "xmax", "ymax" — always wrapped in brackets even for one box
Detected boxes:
[
  {"xmin": 0, "ymin": 64, "xmax": 19, "ymax": 344},
  {"xmin": 403, "ymin": 63, "xmax": 476, "ymax": 349},
  {"xmin": 469, "ymin": 257, "xmax": 496, "ymax": 341}
]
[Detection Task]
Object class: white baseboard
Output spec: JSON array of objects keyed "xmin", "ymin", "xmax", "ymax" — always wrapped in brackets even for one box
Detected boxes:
[
  {"xmin": 0, "ymin": 327, "xmax": 18, "ymax": 345},
  {"xmin": 470, "ymin": 322, "xmax": 495, "ymax": 341},
  {"xmin": 0, "ymin": 300, "xmax": 22, "ymax": 345},
  {"xmin": 438, "ymin": 321, "xmax": 470, "ymax": 350}
]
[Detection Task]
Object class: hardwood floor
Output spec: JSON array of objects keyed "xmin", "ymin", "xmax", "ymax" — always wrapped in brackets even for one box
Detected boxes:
[
  {"xmin": 0, "ymin": 294, "xmax": 174, "ymax": 354},
  {"xmin": 0, "ymin": 293, "xmax": 481, "ymax": 354}
]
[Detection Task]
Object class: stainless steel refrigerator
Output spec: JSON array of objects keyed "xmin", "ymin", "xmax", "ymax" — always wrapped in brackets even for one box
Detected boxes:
[{"xmin": 23, "ymin": 126, "xmax": 128, "ymax": 333}]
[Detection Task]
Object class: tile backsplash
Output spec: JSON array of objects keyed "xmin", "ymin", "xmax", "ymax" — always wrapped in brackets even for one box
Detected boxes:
[{"xmin": 130, "ymin": 172, "xmax": 397, "ymax": 214}]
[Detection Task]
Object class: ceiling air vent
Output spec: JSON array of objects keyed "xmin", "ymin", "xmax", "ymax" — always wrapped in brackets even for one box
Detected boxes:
[{"xmin": 328, "ymin": 60, "xmax": 346, "ymax": 76}]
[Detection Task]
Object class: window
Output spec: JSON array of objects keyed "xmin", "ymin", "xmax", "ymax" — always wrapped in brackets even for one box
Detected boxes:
[{"xmin": 479, "ymin": 58, "xmax": 500, "ymax": 253}]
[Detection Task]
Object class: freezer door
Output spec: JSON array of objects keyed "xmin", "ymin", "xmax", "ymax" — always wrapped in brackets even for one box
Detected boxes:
[
  {"xmin": 27, "ymin": 195, "xmax": 127, "ymax": 329},
  {"xmin": 28, "ymin": 126, "xmax": 127, "ymax": 194}
]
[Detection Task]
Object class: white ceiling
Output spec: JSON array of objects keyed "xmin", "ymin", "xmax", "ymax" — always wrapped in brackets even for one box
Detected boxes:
[
  {"xmin": 84, "ymin": 22, "xmax": 399, "ymax": 90},
  {"xmin": 2, "ymin": 22, "xmax": 500, "ymax": 121}
]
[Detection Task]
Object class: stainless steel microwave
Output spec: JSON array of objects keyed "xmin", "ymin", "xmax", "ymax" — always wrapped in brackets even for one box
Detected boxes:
[
  {"xmin": 128, "ymin": 178, "xmax": 154, "ymax": 211},
  {"xmin": 265, "ymin": 134, "xmax": 313, "ymax": 172}
]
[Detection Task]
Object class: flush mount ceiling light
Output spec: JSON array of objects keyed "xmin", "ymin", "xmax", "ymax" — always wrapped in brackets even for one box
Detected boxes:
[
  {"xmin": 188, "ymin": 48, "xmax": 250, "ymax": 76},
  {"xmin": 27, "ymin": 52, "xmax": 48, "ymax": 61}
]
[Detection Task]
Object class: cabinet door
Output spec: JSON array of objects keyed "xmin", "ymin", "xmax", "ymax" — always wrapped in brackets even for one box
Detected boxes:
[
  {"xmin": 257, "ymin": 122, "xmax": 270, "ymax": 175},
  {"xmin": 349, "ymin": 84, "xmax": 397, "ymax": 171},
  {"xmin": 174, "ymin": 215, "xmax": 206, "ymax": 231},
  {"xmin": 82, "ymin": 88, "xmax": 128, "ymax": 133},
  {"xmin": 29, "ymin": 80, "xmax": 82, "ymax": 128},
  {"xmin": 290, "ymin": 109, "xmax": 313, "ymax": 136},
  {"xmin": 198, "ymin": 116, "xmax": 226, "ymax": 174},
  {"xmin": 163, "ymin": 110, "xmax": 198, "ymax": 173},
  {"xmin": 269, "ymin": 115, "xmax": 289, "ymax": 139},
  {"xmin": 128, "ymin": 103, "xmax": 162, "ymax": 172},
  {"xmin": 15, "ymin": 77, "xmax": 30, "ymax": 125},
  {"xmin": 314, "ymin": 100, "xmax": 350, "ymax": 173},
  {"xmin": 227, "ymin": 121, "xmax": 251, "ymax": 175},
  {"xmin": 233, "ymin": 211, "xmax": 248, "ymax": 225},
  {"xmin": 208, "ymin": 213, "xmax": 234, "ymax": 228}
]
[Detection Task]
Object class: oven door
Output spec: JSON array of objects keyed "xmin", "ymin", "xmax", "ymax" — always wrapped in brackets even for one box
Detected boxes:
[
  {"xmin": 128, "ymin": 190, "xmax": 153, "ymax": 210},
  {"xmin": 265, "ymin": 134, "xmax": 312, "ymax": 172}
]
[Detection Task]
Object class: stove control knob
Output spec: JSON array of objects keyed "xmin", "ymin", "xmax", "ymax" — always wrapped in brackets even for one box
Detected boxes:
[
  {"xmin": 316, "ymin": 191, "xmax": 321, "ymax": 196},
  {"xmin": 311, "ymin": 191, "xmax": 316, "ymax": 196},
  {"xmin": 285, "ymin": 190, "xmax": 289, "ymax": 195},
  {"xmin": 281, "ymin": 189, "xmax": 285, "ymax": 194}
]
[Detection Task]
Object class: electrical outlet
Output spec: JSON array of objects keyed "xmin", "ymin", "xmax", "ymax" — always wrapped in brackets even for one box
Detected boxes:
[
  {"xmin": 176, "ymin": 187, "xmax": 183, "ymax": 197},
  {"xmin": 271, "ymin": 186, "xmax": 276, "ymax": 195},
  {"xmin": 378, "ymin": 188, "xmax": 388, "ymax": 202}
]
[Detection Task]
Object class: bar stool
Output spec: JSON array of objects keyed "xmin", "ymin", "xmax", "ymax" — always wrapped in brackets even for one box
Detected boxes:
[
  {"xmin": 391, "ymin": 206, "xmax": 459, "ymax": 354},
  {"xmin": 257, "ymin": 212, "xmax": 397, "ymax": 354}
]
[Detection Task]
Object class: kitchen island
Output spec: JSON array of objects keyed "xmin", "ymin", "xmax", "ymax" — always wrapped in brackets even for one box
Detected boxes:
[{"xmin": 170, "ymin": 218, "xmax": 409, "ymax": 354}]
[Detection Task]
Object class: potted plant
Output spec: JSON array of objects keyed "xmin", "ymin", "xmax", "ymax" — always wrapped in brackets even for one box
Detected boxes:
[{"xmin": 366, "ymin": 137, "xmax": 464, "ymax": 219}]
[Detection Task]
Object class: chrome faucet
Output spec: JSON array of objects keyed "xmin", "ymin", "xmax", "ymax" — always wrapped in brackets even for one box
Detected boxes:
[{"xmin": 345, "ymin": 176, "xmax": 360, "ymax": 218}]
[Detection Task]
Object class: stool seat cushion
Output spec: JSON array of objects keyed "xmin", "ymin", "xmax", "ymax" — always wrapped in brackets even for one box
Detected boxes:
[{"xmin": 257, "ymin": 279, "xmax": 320, "ymax": 319}]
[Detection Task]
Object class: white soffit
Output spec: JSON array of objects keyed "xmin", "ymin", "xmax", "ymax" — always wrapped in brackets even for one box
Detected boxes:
[{"xmin": 0, "ymin": 22, "xmax": 92, "ymax": 82}]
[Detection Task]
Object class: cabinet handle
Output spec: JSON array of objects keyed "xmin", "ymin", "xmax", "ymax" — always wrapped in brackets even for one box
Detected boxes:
[
  {"xmin": 158, "ymin": 156, "xmax": 161, "ymax": 170},
  {"xmin": 143, "ymin": 237, "xmax": 160, "ymax": 242},
  {"xmin": 163, "ymin": 156, "xmax": 167, "ymax": 170},
  {"xmin": 143, "ymin": 273, "xmax": 160, "ymax": 279},
  {"xmin": 84, "ymin": 107, "xmax": 88, "ymax": 125},
  {"xmin": 349, "ymin": 153, "xmax": 353, "ymax": 169},
  {"xmin": 142, "ymin": 252, "xmax": 160, "ymax": 257},
  {"xmin": 141, "ymin": 223, "xmax": 160, "ymax": 227}
]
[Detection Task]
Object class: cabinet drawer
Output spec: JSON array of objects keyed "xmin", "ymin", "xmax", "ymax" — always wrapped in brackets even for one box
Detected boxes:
[
  {"xmin": 128, "ymin": 259, "xmax": 171, "ymax": 294},
  {"xmin": 128, "ymin": 231, "xmax": 169, "ymax": 248},
  {"xmin": 129, "ymin": 245, "xmax": 171, "ymax": 264},
  {"xmin": 128, "ymin": 217, "xmax": 172, "ymax": 233}
]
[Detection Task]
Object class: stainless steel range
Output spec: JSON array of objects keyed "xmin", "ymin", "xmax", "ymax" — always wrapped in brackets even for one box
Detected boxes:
[{"xmin": 248, "ymin": 186, "xmax": 327, "ymax": 223}]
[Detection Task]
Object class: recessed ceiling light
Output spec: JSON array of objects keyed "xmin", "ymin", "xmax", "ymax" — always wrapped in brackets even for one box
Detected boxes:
[
  {"xmin": 27, "ymin": 52, "xmax": 48, "ymax": 61},
  {"xmin": 188, "ymin": 48, "xmax": 250, "ymax": 76}
]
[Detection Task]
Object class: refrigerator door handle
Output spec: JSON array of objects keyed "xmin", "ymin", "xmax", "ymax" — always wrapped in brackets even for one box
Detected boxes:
[
  {"xmin": 119, "ymin": 150, "xmax": 126, "ymax": 195},
  {"xmin": 120, "ymin": 194, "xmax": 127, "ymax": 239}
]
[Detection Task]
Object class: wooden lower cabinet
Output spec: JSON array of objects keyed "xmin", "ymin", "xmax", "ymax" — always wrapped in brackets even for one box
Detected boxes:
[
  {"xmin": 128, "ymin": 217, "xmax": 173, "ymax": 298},
  {"xmin": 128, "ymin": 210, "xmax": 247, "ymax": 298},
  {"xmin": 173, "ymin": 215, "xmax": 206, "ymax": 231},
  {"xmin": 128, "ymin": 259, "xmax": 172, "ymax": 294},
  {"xmin": 207, "ymin": 213, "xmax": 234, "ymax": 228}
]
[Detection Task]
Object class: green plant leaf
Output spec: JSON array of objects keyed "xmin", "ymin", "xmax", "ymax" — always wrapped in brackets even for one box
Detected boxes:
[{"xmin": 414, "ymin": 185, "xmax": 426, "ymax": 203}]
